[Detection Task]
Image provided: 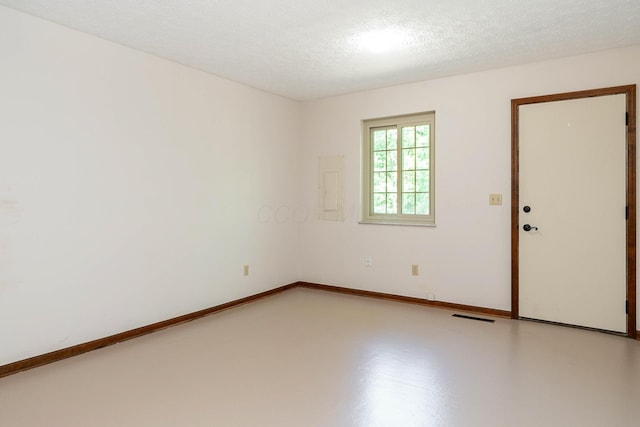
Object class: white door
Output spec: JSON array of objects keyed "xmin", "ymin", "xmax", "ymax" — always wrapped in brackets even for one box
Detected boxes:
[{"xmin": 519, "ymin": 94, "xmax": 627, "ymax": 333}]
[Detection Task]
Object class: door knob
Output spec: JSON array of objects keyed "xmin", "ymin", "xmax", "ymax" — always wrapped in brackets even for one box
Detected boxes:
[{"xmin": 523, "ymin": 224, "xmax": 538, "ymax": 232}]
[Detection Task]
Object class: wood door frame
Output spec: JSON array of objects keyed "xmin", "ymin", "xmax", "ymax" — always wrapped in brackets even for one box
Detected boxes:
[{"xmin": 511, "ymin": 85, "xmax": 637, "ymax": 338}]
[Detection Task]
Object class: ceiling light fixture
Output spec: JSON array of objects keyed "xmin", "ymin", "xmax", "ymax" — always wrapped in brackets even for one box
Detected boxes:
[{"xmin": 355, "ymin": 28, "xmax": 412, "ymax": 53}]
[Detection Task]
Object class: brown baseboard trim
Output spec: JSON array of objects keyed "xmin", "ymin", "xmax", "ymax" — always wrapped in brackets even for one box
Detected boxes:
[
  {"xmin": 296, "ymin": 282, "xmax": 511, "ymax": 318},
  {"xmin": 0, "ymin": 283, "xmax": 297, "ymax": 379},
  {"xmin": 1, "ymin": 280, "xmax": 576, "ymax": 379}
]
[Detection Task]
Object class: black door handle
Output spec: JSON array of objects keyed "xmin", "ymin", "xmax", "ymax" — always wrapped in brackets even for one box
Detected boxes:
[{"xmin": 523, "ymin": 224, "xmax": 538, "ymax": 232}]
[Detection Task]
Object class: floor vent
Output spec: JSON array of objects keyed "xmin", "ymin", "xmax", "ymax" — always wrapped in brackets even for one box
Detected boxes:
[{"xmin": 452, "ymin": 314, "xmax": 495, "ymax": 323}]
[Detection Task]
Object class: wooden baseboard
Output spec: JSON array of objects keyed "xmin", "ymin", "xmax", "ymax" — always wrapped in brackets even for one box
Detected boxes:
[
  {"xmin": 0, "ymin": 283, "xmax": 297, "ymax": 379},
  {"xmin": 6, "ymin": 279, "xmax": 628, "ymax": 378},
  {"xmin": 296, "ymin": 282, "xmax": 512, "ymax": 318}
]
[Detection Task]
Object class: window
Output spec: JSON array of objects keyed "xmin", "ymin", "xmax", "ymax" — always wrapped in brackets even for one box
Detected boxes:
[{"xmin": 361, "ymin": 112, "xmax": 435, "ymax": 226}]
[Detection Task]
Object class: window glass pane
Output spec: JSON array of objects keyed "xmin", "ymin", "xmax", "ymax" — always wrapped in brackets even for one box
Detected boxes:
[
  {"xmin": 403, "ymin": 149, "xmax": 415, "ymax": 170},
  {"xmin": 387, "ymin": 193, "xmax": 398, "ymax": 214},
  {"xmin": 402, "ymin": 127, "xmax": 415, "ymax": 148},
  {"xmin": 403, "ymin": 171, "xmax": 415, "ymax": 192},
  {"xmin": 373, "ymin": 193, "xmax": 387, "ymax": 213},
  {"xmin": 373, "ymin": 172, "xmax": 386, "ymax": 192},
  {"xmin": 416, "ymin": 193, "xmax": 429, "ymax": 215},
  {"xmin": 416, "ymin": 148, "xmax": 429, "ymax": 169},
  {"xmin": 387, "ymin": 151, "xmax": 397, "ymax": 171},
  {"xmin": 387, "ymin": 129, "xmax": 397, "ymax": 150},
  {"xmin": 416, "ymin": 125, "xmax": 429, "ymax": 147},
  {"xmin": 416, "ymin": 170, "xmax": 429, "ymax": 192},
  {"xmin": 402, "ymin": 193, "xmax": 415, "ymax": 214},
  {"xmin": 386, "ymin": 172, "xmax": 397, "ymax": 192},
  {"xmin": 374, "ymin": 151, "xmax": 386, "ymax": 171},
  {"xmin": 373, "ymin": 130, "xmax": 386, "ymax": 151}
]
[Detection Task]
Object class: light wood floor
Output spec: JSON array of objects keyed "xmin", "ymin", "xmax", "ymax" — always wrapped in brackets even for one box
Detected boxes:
[{"xmin": 1, "ymin": 287, "xmax": 639, "ymax": 426}]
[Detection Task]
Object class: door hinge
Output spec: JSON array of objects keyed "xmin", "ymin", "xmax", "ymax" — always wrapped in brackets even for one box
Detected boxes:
[
  {"xmin": 626, "ymin": 206, "xmax": 629, "ymax": 220},
  {"xmin": 627, "ymin": 112, "xmax": 630, "ymax": 126},
  {"xmin": 626, "ymin": 300, "xmax": 629, "ymax": 314}
]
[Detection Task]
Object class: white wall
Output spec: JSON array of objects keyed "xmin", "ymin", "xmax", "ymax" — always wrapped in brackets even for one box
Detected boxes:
[
  {"xmin": 0, "ymin": 6, "xmax": 302, "ymax": 365},
  {"xmin": 298, "ymin": 46, "xmax": 640, "ymax": 328},
  {"xmin": 2, "ymin": 6, "xmax": 639, "ymax": 367}
]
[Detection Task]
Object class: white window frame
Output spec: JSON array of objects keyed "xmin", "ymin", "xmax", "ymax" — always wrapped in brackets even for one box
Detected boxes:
[{"xmin": 360, "ymin": 111, "xmax": 435, "ymax": 226}]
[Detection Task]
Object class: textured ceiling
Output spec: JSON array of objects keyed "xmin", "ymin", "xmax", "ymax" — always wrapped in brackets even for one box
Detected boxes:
[{"xmin": 2, "ymin": 0, "xmax": 640, "ymax": 101}]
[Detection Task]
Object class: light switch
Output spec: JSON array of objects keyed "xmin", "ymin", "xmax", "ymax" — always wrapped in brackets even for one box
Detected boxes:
[{"xmin": 489, "ymin": 193, "xmax": 502, "ymax": 206}]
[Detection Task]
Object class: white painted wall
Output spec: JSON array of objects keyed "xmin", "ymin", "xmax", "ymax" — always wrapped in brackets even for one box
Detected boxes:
[
  {"xmin": 0, "ymin": 6, "xmax": 301, "ymax": 365},
  {"xmin": 298, "ymin": 46, "xmax": 640, "ymax": 329},
  {"xmin": 2, "ymin": 6, "xmax": 639, "ymax": 367}
]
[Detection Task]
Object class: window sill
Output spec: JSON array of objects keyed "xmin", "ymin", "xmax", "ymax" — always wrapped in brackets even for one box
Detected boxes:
[{"xmin": 358, "ymin": 219, "xmax": 436, "ymax": 227}]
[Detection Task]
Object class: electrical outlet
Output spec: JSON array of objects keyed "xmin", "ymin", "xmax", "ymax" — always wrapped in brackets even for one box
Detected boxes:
[
  {"xmin": 365, "ymin": 256, "xmax": 372, "ymax": 267},
  {"xmin": 411, "ymin": 264, "xmax": 419, "ymax": 276},
  {"xmin": 243, "ymin": 265, "xmax": 249, "ymax": 276}
]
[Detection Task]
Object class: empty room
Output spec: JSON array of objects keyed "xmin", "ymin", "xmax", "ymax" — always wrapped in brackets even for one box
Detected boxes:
[{"xmin": 1, "ymin": 1, "xmax": 640, "ymax": 426}]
